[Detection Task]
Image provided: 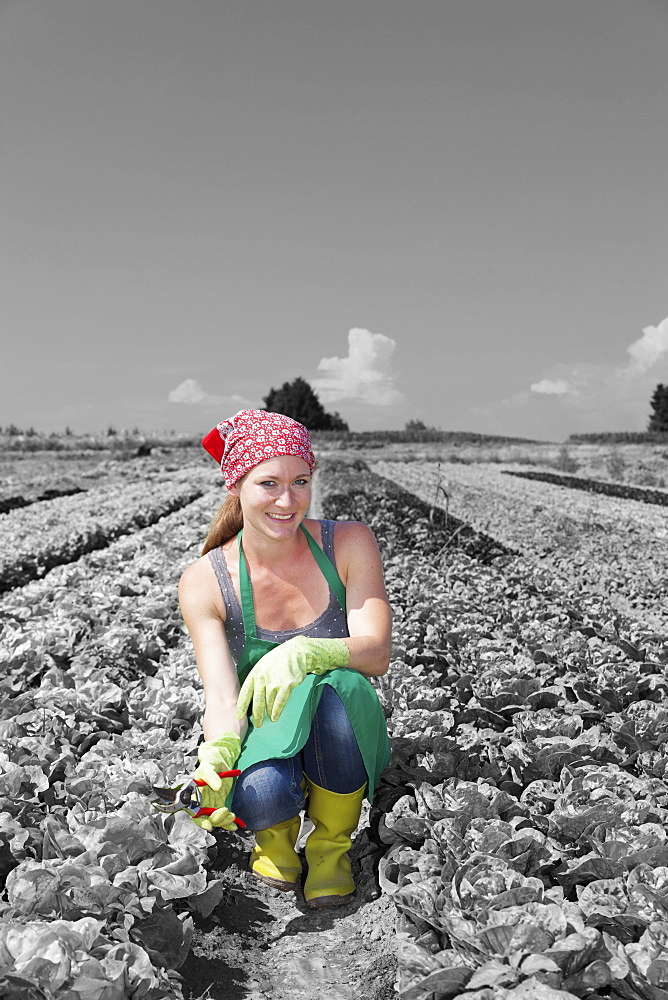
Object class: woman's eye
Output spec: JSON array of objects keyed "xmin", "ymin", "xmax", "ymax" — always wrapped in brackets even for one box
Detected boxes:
[{"xmin": 258, "ymin": 478, "xmax": 309, "ymax": 487}]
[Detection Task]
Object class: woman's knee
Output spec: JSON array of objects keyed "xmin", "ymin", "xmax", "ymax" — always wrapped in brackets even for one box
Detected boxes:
[
  {"xmin": 314, "ymin": 685, "xmax": 355, "ymax": 737},
  {"xmin": 304, "ymin": 688, "xmax": 367, "ymax": 793},
  {"xmin": 231, "ymin": 757, "xmax": 305, "ymax": 830}
]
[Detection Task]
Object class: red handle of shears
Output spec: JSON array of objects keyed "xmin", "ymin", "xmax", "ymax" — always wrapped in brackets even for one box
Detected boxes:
[
  {"xmin": 192, "ymin": 770, "xmax": 242, "ymax": 786},
  {"xmin": 193, "ymin": 770, "xmax": 246, "ymax": 828}
]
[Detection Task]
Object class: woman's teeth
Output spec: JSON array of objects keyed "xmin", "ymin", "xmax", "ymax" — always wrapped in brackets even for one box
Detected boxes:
[{"xmin": 267, "ymin": 513, "xmax": 293, "ymax": 520}]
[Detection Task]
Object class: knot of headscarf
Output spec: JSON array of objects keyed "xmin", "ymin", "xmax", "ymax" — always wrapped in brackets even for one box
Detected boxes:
[{"xmin": 201, "ymin": 409, "xmax": 315, "ymax": 488}]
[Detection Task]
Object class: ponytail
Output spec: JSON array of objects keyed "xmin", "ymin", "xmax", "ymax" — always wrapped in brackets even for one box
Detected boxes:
[{"xmin": 201, "ymin": 494, "xmax": 243, "ymax": 555}]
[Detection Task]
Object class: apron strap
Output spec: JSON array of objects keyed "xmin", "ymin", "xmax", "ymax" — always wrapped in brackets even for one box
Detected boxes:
[
  {"xmin": 299, "ymin": 523, "xmax": 347, "ymax": 615},
  {"xmin": 237, "ymin": 523, "xmax": 348, "ymax": 640},
  {"xmin": 237, "ymin": 530, "xmax": 258, "ymax": 640}
]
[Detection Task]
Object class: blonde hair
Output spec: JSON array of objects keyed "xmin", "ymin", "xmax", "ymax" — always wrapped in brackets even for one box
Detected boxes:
[{"xmin": 201, "ymin": 494, "xmax": 244, "ymax": 554}]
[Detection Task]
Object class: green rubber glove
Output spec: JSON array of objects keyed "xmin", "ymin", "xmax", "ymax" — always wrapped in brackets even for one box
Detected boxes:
[
  {"xmin": 191, "ymin": 732, "xmax": 242, "ymax": 832},
  {"xmin": 236, "ymin": 636, "xmax": 350, "ymax": 729},
  {"xmin": 193, "ymin": 731, "xmax": 242, "ymax": 790},
  {"xmin": 191, "ymin": 789, "xmax": 239, "ymax": 832}
]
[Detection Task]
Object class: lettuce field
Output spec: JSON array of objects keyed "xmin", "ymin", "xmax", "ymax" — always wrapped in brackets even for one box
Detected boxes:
[{"xmin": 1, "ymin": 446, "xmax": 667, "ymax": 1000}]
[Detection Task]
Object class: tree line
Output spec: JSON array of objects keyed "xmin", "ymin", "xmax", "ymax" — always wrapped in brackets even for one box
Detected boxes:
[
  {"xmin": 2, "ymin": 379, "xmax": 667, "ymax": 439},
  {"xmin": 264, "ymin": 377, "xmax": 668, "ymax": 435}
]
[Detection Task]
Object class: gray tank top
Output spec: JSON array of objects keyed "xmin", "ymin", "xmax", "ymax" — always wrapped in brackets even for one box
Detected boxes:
[{"xmin": 208, "ymin": 519, "xmax": 349, "ymax": 663}]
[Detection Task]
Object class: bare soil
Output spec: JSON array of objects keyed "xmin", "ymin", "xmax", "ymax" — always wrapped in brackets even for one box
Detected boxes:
[
  {"xmin": 179, "ymin": 817, "xmax": 397, "ymax": 1000},
  {"xmin": 177, "ymin": 460, "xmax": 397, "ymax": 1000}
]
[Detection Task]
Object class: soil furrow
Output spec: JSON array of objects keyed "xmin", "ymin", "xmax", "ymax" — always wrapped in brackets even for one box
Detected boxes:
[
  {"xmin": 180, "ymin": 828, "xmax": 397, "ymax": 1000},
  {"xmin": 502, "ymin": 468, "xmax": 668, "ymax": 505},
  {"xmin": 0, "ymin": 487, "xmax": 205, "ymax": 593}
]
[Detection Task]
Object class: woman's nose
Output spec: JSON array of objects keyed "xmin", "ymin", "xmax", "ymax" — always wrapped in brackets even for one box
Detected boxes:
[{"xmin": 275, "ymin": 487, "xmax": 294, "ymax": 507}]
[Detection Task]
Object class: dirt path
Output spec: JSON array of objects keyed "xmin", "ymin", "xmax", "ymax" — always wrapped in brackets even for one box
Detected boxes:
[
  {"xmin": 180, "ymin": 459, "xmax": 397, "ymax": 1000},
  {"xmin": 180, "ymin": 812, "xmax": 397, "ymax": 1000}
]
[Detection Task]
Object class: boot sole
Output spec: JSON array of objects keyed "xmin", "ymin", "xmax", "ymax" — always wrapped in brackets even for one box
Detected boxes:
[
  {"xmin": 252, "ymin": 871, "xmax": 299, "ymax": 892},
  {"xmin": 305, "ymin": 891, "xmax": 354, "ymax": 908}
]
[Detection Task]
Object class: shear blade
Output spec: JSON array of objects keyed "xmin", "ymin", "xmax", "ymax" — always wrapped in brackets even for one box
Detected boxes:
[
  {"xmin": 151, "ymin": 781, "xmax": 201, "ymax": 813},
  {"xmin": 151, "ymin": 784, "xmax": 180, "ymax": 804}
]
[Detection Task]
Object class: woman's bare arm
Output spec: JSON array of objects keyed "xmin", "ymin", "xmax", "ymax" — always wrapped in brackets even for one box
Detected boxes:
[
  {"xmin": 335, "ymin": 522, "xmax": 392, "ymax": 677},
  {"xmin": 178, "ymin": 561, "xmax": 248, "ymax": 743}
]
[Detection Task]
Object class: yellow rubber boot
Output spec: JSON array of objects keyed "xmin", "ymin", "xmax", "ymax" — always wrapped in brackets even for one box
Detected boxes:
[
  {"xmin": 250, "ymin": 815, "xmax": 302, "ymax": 892},
  {"xmin": 304, "ymin": 779, "xmax": 366, "ymax": 908}
]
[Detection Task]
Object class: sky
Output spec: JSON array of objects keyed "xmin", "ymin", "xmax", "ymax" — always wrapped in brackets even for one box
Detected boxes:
[{"xmin": 2, "ymin": 0, "xmax": 667, "ymax": 442}]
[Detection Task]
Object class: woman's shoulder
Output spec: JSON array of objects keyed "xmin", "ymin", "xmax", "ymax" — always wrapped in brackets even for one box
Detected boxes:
[
  {"xmin": 305, "ymin": 516, "xmax": 373, "ymax": 533},
  {"xmin": 318, "ymin": 516, "xmax": 374, "ymax": 533},
  {"xmin": 331, "ymin": 519, "xmax": 378, "ymax": 543},
  {"xmin": 303, "ymin": 517, "xmax": 376, "ymax": 546},
  {"xmin": 179, "ymin": 550, "xmax": 214, "ymax": 584},
  {"xmin": 323, "ymin": 519, "xmax": 380, "ymax": 567},
  {"xmin": 178, "ymin": 551, "xmax": 228, "ymax": 620}
]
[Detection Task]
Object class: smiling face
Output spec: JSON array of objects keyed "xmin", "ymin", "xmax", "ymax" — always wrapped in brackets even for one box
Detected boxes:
[{"xmin": 229, "ymin": 455, "xmax": 313, "ymax": 540}]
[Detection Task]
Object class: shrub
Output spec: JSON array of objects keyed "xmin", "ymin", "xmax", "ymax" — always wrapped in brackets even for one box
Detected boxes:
[
  {"xmin": 554, "ymin": 445, "xmax": 579, "ymax": 474},
  {"xmin": 606, "ymin": 447, "xmax": 626, "ymax": 482}
]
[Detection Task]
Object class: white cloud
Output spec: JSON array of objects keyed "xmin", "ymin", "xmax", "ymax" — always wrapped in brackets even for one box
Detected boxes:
[
  {"xmin": 169, "ymin": 378, "xmax": 206, "ymax": 404},
  {"xmin": 626, "ymin": 317, "xmax": 668, "ymax": 373},
  {"xmin": 530, "ymin": 378, "xmax": 574, "ymax": 396},
  {"xmin": 312, "ymin": 328, "xmax": 404, "ymax": 406},
  {"xmin": 525, "ymin": 317, "xmax": 668, "ymax": 403},
  {"xmin": 168, "ymin": 379, "xmax": 254, "ymax": 409},
  {"xmin": 508, "ymin": 315, "xmax": 668, "ymax": 430}
]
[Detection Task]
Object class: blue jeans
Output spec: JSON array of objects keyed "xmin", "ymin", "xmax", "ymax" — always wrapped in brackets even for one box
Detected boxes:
[{"xmin": 231, "ymin": 685, "xmax": 367, "ymax": 831}]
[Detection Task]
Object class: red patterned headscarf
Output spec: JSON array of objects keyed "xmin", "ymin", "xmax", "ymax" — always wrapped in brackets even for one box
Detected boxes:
[{"xmin": 201, "ymin": 409, "xmax": 316, "ymax": 488}]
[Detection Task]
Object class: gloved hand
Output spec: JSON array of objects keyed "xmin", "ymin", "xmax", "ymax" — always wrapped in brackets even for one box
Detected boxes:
[
  {"xmin": 191, "ymin": 731, "xmax": 242, "ymax": 830},
  {"xmin": 193, "ymin": 731, "xmax": 242, "ymax": 790},
  {"xmin": 191, "ymin": 785, "xmax": 239, "ymax": 832},
  {"xmin": 236, "ymin": 636, "xmax": 350, "ymax": 729}
]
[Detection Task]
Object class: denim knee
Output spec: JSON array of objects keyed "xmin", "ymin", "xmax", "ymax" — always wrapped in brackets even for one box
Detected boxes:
[
  {"xmin": 231, "ymin": 756, "xmax": 305, "ymax": 831},
  {"xmin": 302, "ymin": 685, "xmax": 367, "ymax": 794}
]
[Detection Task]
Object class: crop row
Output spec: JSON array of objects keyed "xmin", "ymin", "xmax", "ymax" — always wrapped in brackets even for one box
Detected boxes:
[
  {"xmin": 319, "ymin": 460, "xmax": 515, "ymax": 565},
  {"xmin": 0, "ymin": 487, "xmax": 87, "ymax": 515},
  {"xmin": 370, "ymin": 459, "xmax": 668, "ymax": 635},
  {"xmin": 503, "ymin": 469, "xmax": 668, "ymax": 507},
  {"xmin": 0, "ymin": 488, "xmax": 230, "ymax": 999},
  {"xmin": 319, "ymin": 467, "xmax": 668, "ymax": 1000},
  {"xmin": 0, "ymin": 480, "xmax": 211, "ymax": 594},
  {"xmin": 0, "ymin": 487, "xmax": 224, "ymax": 706}
]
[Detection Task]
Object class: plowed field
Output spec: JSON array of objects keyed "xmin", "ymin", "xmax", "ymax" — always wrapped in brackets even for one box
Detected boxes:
[{"xmin": 1, "ymin": 449, "xmax": 667, "ymax": 1000}]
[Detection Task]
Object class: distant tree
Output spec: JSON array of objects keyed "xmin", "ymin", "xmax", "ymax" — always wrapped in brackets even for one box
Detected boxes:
[
  {"xmin": 648, "ymin": 384, "xmax": 668, "ymax": 432},
  {"xmin": 405, "ymin": 419, "xmax": 427, "ymax": 432},
  {"xmin": 263, "ymin": 377, "xmax": 349, "ymax": 431}
]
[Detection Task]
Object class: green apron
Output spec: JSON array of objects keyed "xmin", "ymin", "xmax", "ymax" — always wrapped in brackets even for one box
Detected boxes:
[{"xmin": 227, "ymin": 523, "xmax": 391, "ymax": 807}]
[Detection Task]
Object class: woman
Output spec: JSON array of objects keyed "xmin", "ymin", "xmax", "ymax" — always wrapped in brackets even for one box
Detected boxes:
[{"xmin": 178, "ymin": 409, "xmax": 392, "ymax": 908}]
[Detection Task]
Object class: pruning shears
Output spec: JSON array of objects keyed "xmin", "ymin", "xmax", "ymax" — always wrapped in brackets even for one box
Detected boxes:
[{"xmin": 151, "ymin": 770, "xmax": 247, "ymax": 828}]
